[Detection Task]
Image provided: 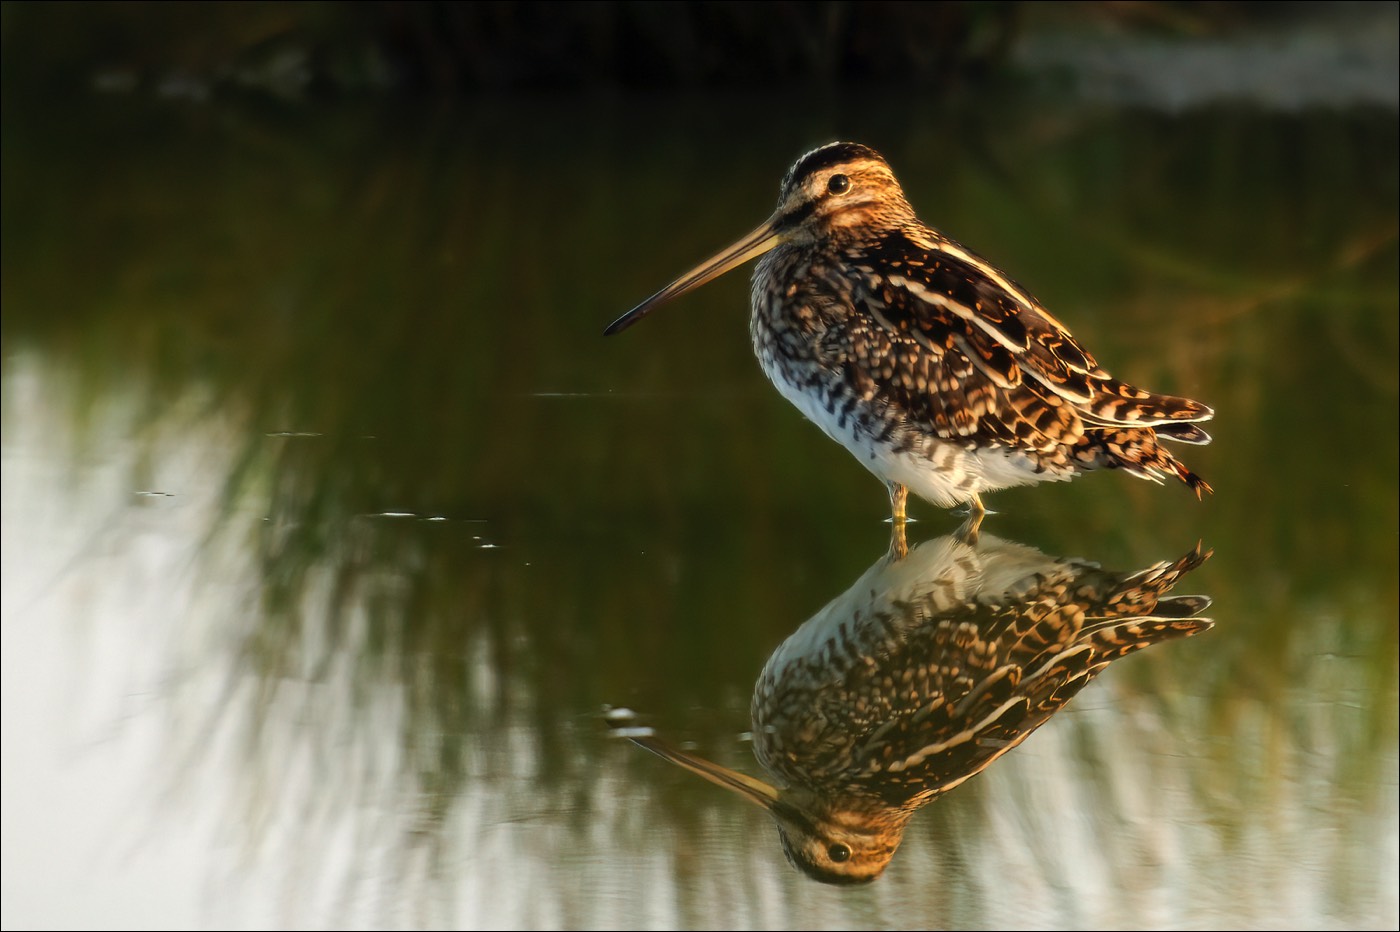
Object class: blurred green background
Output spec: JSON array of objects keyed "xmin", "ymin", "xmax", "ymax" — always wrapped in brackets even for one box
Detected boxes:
[{"xmin": 2, "ymin": 2, "xmax": 1396, "ymax": 929}]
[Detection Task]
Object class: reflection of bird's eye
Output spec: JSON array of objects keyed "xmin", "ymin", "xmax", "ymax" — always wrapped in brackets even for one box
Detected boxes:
[
  {"xmin": 827, "ymin": 843, "xmax": 852, "ymax": 863},
  {"xmin": 826, "ymin": 174, "xmax": 851, "ymax": 195}
]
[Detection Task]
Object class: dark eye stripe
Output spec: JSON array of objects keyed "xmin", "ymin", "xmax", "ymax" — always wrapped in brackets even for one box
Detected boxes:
[
  {"xmin": 778, "ymin": 142, "xmax": 887, "ymax": 197},
  {"xmin": 777, "ymin": 198, "xmax": 817, "ymax": 230}
]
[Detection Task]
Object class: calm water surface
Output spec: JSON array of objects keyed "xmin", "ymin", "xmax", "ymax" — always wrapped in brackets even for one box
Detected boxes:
[{"xmin": 2, "ymin": 82, "xmax": 1396, "ymax": 929}]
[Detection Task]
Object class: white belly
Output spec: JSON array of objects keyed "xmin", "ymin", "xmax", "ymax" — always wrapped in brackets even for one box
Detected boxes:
[{"xmin": 759, "ymin": 354, "xmax": 1065, "ymax": 509}]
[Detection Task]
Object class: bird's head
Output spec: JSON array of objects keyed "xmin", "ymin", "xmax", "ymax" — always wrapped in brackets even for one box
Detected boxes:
[
  {"xmin": 771, "ymin": 142, "xmax": 915, "ymax": 246},
  {"xmin": 618, "ymin": 728, "xmax": 906, "ymax": 885},
  {"xmin": 604, "ymin": 142, "xmax": 912, "ymax": 336}
]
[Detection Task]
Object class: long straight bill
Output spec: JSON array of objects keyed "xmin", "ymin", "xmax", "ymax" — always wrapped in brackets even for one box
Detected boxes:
[
  {"xmin": 625, "ymin": 732, "xmax": 782, "ymax": 812},
  {"xmin": 604, "ymin": 215, "xmax": 785, "ymax": 335}
]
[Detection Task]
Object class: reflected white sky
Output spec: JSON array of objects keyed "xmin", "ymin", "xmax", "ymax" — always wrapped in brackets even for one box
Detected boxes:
[{"xmin": 4, "ymin": 353, "xmax": 1396, "ymax": 930}]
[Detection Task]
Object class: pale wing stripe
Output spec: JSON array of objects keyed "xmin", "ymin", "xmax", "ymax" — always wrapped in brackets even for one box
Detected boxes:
[
  {"xmin": 882, "ymin": 694, "xmax": 1027, "ymax": 773},
  {"xmin": 884, "ymin": 275, "xmax": 1097, "ymax": 405},
  {"xmin": 933, "ymin": 240, "xmax": 1078, "ymax": 335}
]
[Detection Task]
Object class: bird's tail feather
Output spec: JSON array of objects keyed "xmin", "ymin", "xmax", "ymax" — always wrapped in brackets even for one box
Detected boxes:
[
  {"xmin": 1077, "ymin": 427, "xmax": 1213, "ymax": 498},
  {"xmin": 1084, "ymin": 380, "xmax": 1214, "ymax": 428}
]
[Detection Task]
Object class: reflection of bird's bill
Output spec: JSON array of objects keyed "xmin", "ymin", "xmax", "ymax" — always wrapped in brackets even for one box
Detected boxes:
[
  {"xmin": 621, "ymin": 730, "xmax": 783, "ymax": 813},
  {"xmin": 603, "ymin": 216, "xmax": 785, "ymax": 335}
]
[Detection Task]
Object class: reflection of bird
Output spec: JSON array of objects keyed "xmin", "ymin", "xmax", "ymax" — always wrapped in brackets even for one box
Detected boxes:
[
  {"xmin": 606, "ymin": 142, "xmax": 1213, "ymax": 524},
  {"xmin": 610, "ymin": 533, "xmax": 1213, "ymax": 884}
]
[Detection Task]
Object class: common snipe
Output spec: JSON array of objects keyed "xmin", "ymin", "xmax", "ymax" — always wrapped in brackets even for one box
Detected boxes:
[
  {"xmin": 609, "ymin": 532, "xmax": 1213, "ymax": 884},
  {"xmin": 605, "ymin": 142, "xmax": 1214, "ymax": 522}
]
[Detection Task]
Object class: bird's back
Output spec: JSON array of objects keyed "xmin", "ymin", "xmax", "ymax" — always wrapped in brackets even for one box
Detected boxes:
[{"xmin": 751, "ymin": 224, "xmax": 1213, "ymax": 502}]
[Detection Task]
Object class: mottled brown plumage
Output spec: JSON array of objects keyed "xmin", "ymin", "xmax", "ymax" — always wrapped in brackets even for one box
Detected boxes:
[
  {"xmin": 610, "ymin": 531, "xmax": 1214, "ymax": 884},
  {"xmin": 607, "ymin": 142, "xmax": 1214, "ymax": 518}
]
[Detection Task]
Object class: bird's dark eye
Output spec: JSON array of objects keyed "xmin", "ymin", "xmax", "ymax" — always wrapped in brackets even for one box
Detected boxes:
[
  {"xmin": 826, "ymin": 174, "xmax": 851, "ymax": 196},
  {"xmin": 827, "ymin": 843, "xmax": 851, "ymax": 863}
]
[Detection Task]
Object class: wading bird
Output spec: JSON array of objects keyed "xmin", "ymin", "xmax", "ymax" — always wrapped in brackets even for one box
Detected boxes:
[{"xmin": 606, "ymin": 143, "xmax": 1214, "ymax": 527}]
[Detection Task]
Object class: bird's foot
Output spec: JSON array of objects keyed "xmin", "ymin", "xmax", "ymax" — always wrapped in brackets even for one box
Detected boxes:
[
  {"xmin": 954, "ymin": 510, "xmax": 985, "ymax": 547},
  {"xmin": 957, "ymin": 493, "xmax": 995, "ymax": 518},
  {"xmin": 887, "ymin": 519, "xmax": 910, "ymax": 560},
  {"xmin": 953, "ymin": 494, "xmax": 990, "ymax": 545}
]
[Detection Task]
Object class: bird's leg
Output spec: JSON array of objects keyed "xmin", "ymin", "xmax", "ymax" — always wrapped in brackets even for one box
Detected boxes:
[
  {"xmin": 886, "ymin": 481, "xmax": 909, "ymax": 524},
  {"xmin": 957, "ymin": 493, "xmax": 995, "ymax": 519},
  {"xmin": 885, "ymin": 482, "xmax": 911, "ymax": 559}
]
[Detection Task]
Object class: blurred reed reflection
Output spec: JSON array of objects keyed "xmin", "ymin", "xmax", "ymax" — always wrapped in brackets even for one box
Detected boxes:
[{"xmin": 613, "ymin": 527, "xmax": 1213, "ymax": 884}]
